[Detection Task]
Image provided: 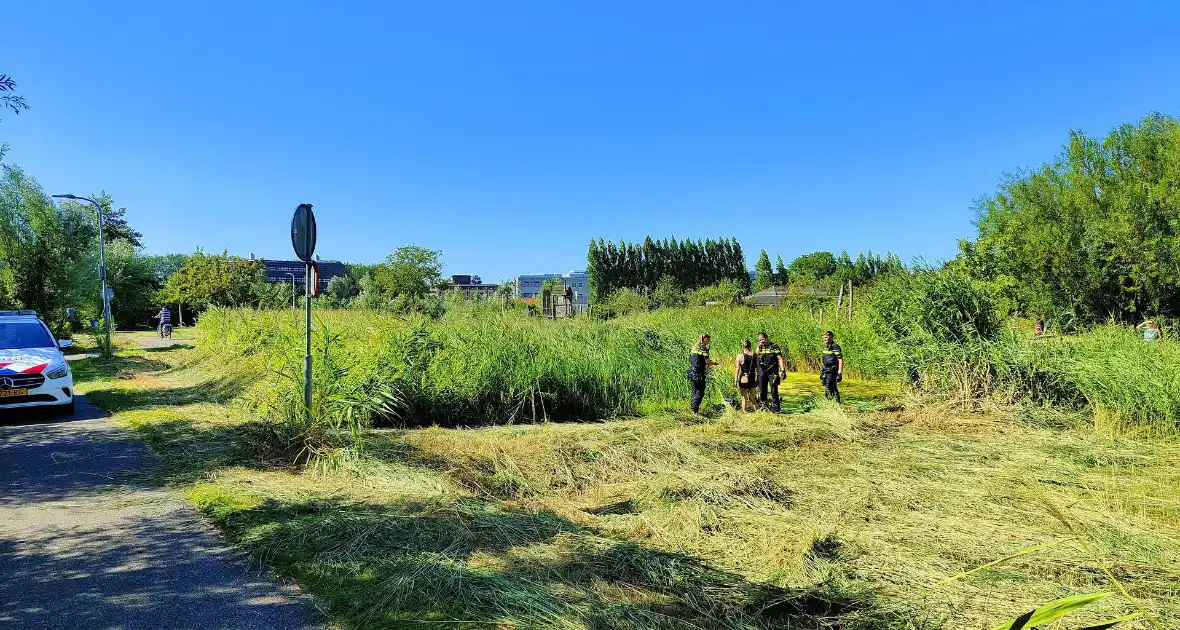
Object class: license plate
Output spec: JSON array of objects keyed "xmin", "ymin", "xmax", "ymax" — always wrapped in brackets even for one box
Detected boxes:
[{"xmin": 0, "ymin": 388, "xmax": 28, "ymax": 397}]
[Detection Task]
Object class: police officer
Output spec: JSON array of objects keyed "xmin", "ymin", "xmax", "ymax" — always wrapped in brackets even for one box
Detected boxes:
[
  {"xmin": 820, "ymin": 330, "xmax": 843, "ymax": 402},
  {"xmin": 687, "ymin": 334, "xmax": 718, "ymax": 413},
  {"xmin": 755, "ymin": 332, "xmax": 786, "ymax": 411}
]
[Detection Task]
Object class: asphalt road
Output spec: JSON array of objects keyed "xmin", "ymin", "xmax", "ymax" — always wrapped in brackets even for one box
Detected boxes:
[{"xmin": 0, "ymin": 397, "xmax": 321, "ymax": 630}]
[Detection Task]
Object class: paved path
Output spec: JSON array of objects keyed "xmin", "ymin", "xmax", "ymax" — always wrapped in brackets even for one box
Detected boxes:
[
  {"xmin": 66, "ymin": 334, "xmax": 192, "ymax": 362},
  {"xmin": 0, "ymin": 397, "xmax": 321, "ymax": 630}
]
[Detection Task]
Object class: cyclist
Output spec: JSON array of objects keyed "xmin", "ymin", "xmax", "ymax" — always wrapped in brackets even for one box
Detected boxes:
[{"xmin": 154, "ymin": 306, "xmax": 172, "ymax": 338}]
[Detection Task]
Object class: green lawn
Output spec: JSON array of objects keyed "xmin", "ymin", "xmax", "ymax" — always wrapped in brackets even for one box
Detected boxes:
[{"xmin": 71, "ymin": 345, "xmax": 1180, "ymax": 630}]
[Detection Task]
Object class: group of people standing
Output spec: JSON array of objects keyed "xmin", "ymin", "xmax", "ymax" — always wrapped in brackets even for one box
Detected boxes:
[{"xmin": 687, "ymin": 331, "xmax": 844, "ymax": 414}]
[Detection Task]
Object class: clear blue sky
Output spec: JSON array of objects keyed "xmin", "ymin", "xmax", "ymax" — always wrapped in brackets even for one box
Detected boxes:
[{"xmin": 4, "ymin": 1, "xmax": 1179, "ymax": 282}]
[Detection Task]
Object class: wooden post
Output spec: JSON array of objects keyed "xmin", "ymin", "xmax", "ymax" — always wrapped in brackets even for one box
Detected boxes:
[
  {"xmin": 819, "ymin": 309, "xmax": 823, "ymax": 327},
  {"xmin": 836, "ymin": 283, "xmax": 844, "ymax": 312},
  {"xmin": 848, "ymin": 281, "xmax": 853, "ymax": 319}
]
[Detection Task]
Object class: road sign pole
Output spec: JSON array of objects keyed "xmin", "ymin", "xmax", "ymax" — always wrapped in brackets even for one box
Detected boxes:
[
  {"xmin": 304, "ymin": 261, "xmax": 313, "ymax": 424},
  {"xmin": 291, "ymin": 203, "xmax": 317, "ymax": 425}
]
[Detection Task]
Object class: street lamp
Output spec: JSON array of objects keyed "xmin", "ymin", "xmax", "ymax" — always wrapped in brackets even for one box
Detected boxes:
[
  {"xmin": 284, "ymin": 272, "xmax": 297, "ymax": 311},
  {"xmin": 51, "ymin": 194, "xmax": 112, "ymax": 355}
]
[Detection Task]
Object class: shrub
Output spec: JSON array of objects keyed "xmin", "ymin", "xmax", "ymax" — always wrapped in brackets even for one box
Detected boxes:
[
  {"xmin": 651, "ymin": 275, "xmax": 686, "ymax": 309},
  {"xmin": 685, "ymin": 279, "xmax": 744, "ymax": 306},
  {"xmin": 867, "ymin": 267, "xmax": 1000, "ymax": 346},
  {"xmin": 603, "ymin": 288, "xmax": 652, "ymax": 317}
]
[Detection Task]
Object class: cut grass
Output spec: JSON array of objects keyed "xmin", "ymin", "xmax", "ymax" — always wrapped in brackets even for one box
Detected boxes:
[{"xmin": 71, "ymin": 345, "xmax": 1180, "ymax": 630}]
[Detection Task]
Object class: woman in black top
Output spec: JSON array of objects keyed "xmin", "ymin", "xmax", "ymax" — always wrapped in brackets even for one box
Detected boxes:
[{"xmin": 735, "ymin": 339, "xmax": 758, "ymax": 412}]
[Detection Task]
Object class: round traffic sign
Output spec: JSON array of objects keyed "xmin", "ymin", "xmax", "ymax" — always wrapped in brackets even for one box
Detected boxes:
[{"xmin": 291, "ymin": 203, "xmax": 317, "ymax": 262}]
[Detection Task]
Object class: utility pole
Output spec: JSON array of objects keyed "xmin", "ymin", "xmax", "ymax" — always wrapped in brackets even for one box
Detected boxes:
[{"xmin": 52, "ymin": 194, "xmax": 112, "ymax": 355}]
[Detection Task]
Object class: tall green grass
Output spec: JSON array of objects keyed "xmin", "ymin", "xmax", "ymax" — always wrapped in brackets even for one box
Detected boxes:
[
  {"xmin": 197, "ymin": 304, "xmax": 892, "ymax": 429},
  {"xmin": 197, "ymin": 300, "xmax": 1180, "ymax": 433},
  {"xmin": 1015, "ymin": 326, "xmax": 1180, "ymax": 433}
]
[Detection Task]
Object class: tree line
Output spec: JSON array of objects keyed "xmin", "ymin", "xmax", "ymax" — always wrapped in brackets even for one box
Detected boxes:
[
  {"xmin": 956, "ymin": 113, "xmax": 1180, "ymax": 326},
  {"xmin": 0, "ymin": 156, "xmax": 168, "ymax": 331},
  {"xmin": 751, "ymin": 249, "xmax": 905, "ymax": 293},
  {"xmin": 586, "ymin": 237, "xmax": 750, "ymax": 304}
]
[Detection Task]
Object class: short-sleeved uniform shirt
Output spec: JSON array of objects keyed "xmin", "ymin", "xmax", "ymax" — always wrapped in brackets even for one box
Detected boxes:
[
  {"xmin": 821, "ymin": 341, "xmax": 842, "ymax": 371},
  {"xmin": 756, "ymin": 342, "xmax": 781, "ymax": 373},
  {"xmin": 689, "ymin": 343, "xmax": 710, "ymax": 374}
]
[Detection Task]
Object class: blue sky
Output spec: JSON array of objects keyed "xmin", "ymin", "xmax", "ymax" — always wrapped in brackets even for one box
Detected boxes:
[{"xmin": 4, "ymin": 1, "xmax": 1178, "ymax": 282}]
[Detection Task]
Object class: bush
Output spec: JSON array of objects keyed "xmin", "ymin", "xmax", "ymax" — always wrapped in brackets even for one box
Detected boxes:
[
  {"xmin": 867, "ymin": 268, "xmax": 1000, "ymax": 346},
  {"xmin": 685, "ymin": 279, "xmax": 744, "ymax": 306},
  {"xmin": 650, "ymin": 275, "xmax": 686, "ymax": 309},
  {"xmin": 603, "ymin": 288, "xmax": 652, "ymax": 317}
]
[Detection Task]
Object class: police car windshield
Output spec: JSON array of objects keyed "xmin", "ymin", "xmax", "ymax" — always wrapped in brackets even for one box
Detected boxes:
[{"xmin": 0, "ymin": 322, "xmax": 56, "ymax": 350}]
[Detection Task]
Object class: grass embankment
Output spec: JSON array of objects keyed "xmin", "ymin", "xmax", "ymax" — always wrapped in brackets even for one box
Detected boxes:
[{"xmin": 70, "ymin": 339, "xmax": 1180, "ymax": 629}]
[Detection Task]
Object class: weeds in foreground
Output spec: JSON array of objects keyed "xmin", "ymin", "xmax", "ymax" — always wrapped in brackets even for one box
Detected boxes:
[
  {"xmin": 940, "ymin": 488, "xmax": 1166, "ymax": 630},
  {"xmin": 251, "ymin": 323, "xmax": 403, "ymax": 466}
]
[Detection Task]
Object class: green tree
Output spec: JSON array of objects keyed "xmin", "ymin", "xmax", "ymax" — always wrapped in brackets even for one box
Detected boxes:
[
  {"xmin": 651, "ymin": 275, "xmax": 685, "ymax": 308},
  {"xmin": 371, "ymin": 245, "xmax": 443, "ymax": 300},
  {"xmin": 774, "ymin": 255, "xmax": 789, "ymax": 287},
  {"xmin": 323, "ymin": 274, "xmax": 360, "ymax": 307},
  {"xmin": 253, "ymin": 279, "xmax": 298, "ymax": 310},
  {"xmin": 539, "ymin": 276, "xmax": 566, "ymax": 298},
  {"xmin": 354, "ymin": 273, "xmax": 385, "ymax": 309},
  {"xmin": 753, "ymin": 249, "xmax": 774, "ymax": 291},
  {"xmin": 586, "ymin": 236, "xmax": 749, "ymax": 303},
  {"xmin": 99, "ymin": 241, "xmax": 159, "ymax": 328},
  {"xmin": 958, "ymin": 113, "xmax": 1180, "ymax": 322},
  {"xmin": 603, "ymin": 288, "xmax": 651, "ymax": 316},
  {"xmin": 0, "ymin": 163, "xmax": 95, "ymax": 331},
  {"xmin": 788, "ymin": 251, "xmax": 837, "ymax": 284},
  {"xmin": 685, "ymin": 279, "xmax": 744, "ymax": 306},
  {"xmin": 142, "ymin": 253, "xmax": 190, "ymax": 281},
  {"xmin": 55, "ymin": 192, "xmax": 143, "ymax": 247},
  {"xmin": 159, "ymin": 250, "xmax": 264, "ymax": 310}
]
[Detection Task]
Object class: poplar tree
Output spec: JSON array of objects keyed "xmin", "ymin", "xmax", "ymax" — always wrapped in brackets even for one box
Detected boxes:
[{"xmin": 753, "ymin": 249, "xmax": 774, "ymax": 292}]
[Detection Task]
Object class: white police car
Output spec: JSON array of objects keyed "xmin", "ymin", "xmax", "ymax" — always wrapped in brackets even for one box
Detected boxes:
[{"xmin": 0, "ymin": 310, "xmax": 75, "ymax": 415}]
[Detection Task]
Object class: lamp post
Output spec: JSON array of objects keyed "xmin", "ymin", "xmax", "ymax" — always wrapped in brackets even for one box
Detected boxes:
[
  {"xmin": 52, "ymin": 194, "xmax": 112, "ymax": 355},
  {"xmin": 284, "ymin": 273, "xmax": 297, "ymax": 311}
]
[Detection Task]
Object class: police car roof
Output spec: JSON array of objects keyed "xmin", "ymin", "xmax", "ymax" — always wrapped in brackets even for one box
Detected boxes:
[{"xmin": 0, "ymin": 310, "xmax": 42, "ymax": 321}]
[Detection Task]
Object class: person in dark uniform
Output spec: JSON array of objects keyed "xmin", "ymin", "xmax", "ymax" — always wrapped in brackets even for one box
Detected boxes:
[
  {"xmin": 820, "ymin": 330, "xmax": 843, "ymax": 402},
  {"xmin": 687, "ymin": 334, "xmax": 718, "ymax": 413},
  {"xmin": 756, "ymin": 332, "xmax": 786, "ymax": 412}
]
